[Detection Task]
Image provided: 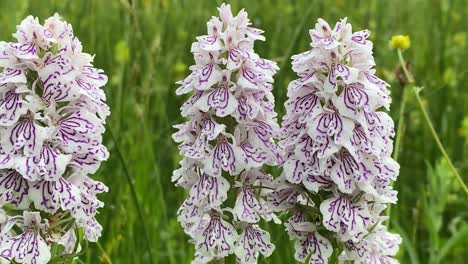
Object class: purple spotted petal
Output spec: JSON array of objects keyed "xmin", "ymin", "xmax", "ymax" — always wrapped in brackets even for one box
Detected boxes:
[
  {"xmin": 285, "ymin": 211, "xmax": 307, "ymax": 238},
  {"xmin": 351, "ymin": 30, "xmax": 370, "ymax": 45},
  {"xmin": 358, "ymin": 111, "xmax": 394, "ymax": 139},
  {"xmin": 69, "ymin": 142, "xmax": 109, "ymax": 174},
  {"xmin": 71, "ymin": 191, "xmax": 103, "ymax": 220},
  {"xmin": 180, "ymin": 90, "xmax": 203, "ymax": 116},
  {"xmin": 309, "ymin": 18, "xmax": 339, "ymax": 49},
  {"xmin": 375, "ymin": 157, "xmax": 399, "ymax": 182},
  {"xmin": 39, "ymin": 53, "xmax": 80, "ymax": 102},
  {"xmin": 294, "ymin": 135, "xmax": 338, "ymax": 163},
  {"xmin": 285, "ymin": 90, "xmax": 322, "ymax": 122},
  {"xmin": 235, "ymin": 225, "xmax": 275, "ymax": 263},
  {"xmin": 0, "ymin": 42, "xmax": 16, "ymax": 67},
  {"xmin": 240, "ymin": 168, "xmax": 275, "ymax": 186},
  {"xmin": 284, "ymin": 158, "xmax": 331, "ymax": 193},
  {"xmin": 188, "ymin": 173, "xmax": 230, "ymax": 206},
  {"xmin": 204, "ymin": 138, "xmax": 240, "ymax": 177},
  {"xmin": 17, "ymin": 144, "xmax": 72, "ymax": 181},
  {"xmin": 197, "ymin": 35, "xmax": 222, "ymax": 51},
  {"xmin": 200, "ymin": 117, "xmax": 225, "ymax": 141},
  {"xmin": 0, "ymin": 68, "xmax": 27, "ymax": 84},
  {"xmin": 268, "ymin": 184, "xmax": 300, "ymax": 211},
  {"xmin": 74, "ymin": 76, "xmax": 106, "ymax": 103},
  {"xmin": 233, "ymin": 186, "xmax": 266, "ymax": 223},
  {"xmin": 196, "ymin": 63, "xmax": 222, "ymax": 91},
  {"xmin": 0, "ymin": 170, "xmax": 30, "ymax": 209},
  {"xmin": 0, "ymin": 146, "xmax": 12, "ymax": 168},
  {"xmin": 320, "ymin": 194, "xmax": 371, "ymax": 241},
  {"xmin": 283, "ymin": 159, "xmax": 306, "ymax": 184},
  {"xmin": 0, "ymin": 89, "xmax": 29, "ymax": 126},
  {"xmin": 287, "ymin": 71, "xmax": 320, "ymax": 96},
  {"xmin": 41, "ymin": 72, "xmax": 77, "ymax": 102},
  {"xmin": 29, "ymin": 176, "xmax": 80, "ymax": 213},
  {"xmin": 329, "ymin": 151, "xmax": 369, "ymax": 193},
  {"xmin": 69, "ymin": 97, "xmax": 110, "ymax": 121},
  {"xmin": 75, "ymin": 216, "xmax": 103, "ymax": 242},
  {"xmin": 232, "ymin": 91, "xmax": 269, "ymax": 122},
  {"xmin": 342, "ymin": 224, "xmax": 401, "ymax": 262},
  {"xmin": 227, "ymin": 48, "xmax": 248, "ymax": 70},
  {"xmin": 1, "ymin": 120, "xmax": 48, "ymax": 156},
  {"xmin": 357, "ymin": 111, "xmax": 395, "ymax": 156},
  {"xmin": 194, "ymin": 215, "xmax": 238, "ymax": 258},
  {"xmin": 234, "ymin": 94, "xmax": 255, "ymax": 121},
  {"xmin": 180, "ymin": 138, "xmax": 207, "ymax": 160},
  {"xmin": 245, "ymin": 27, "xmax": 266, "ymax": 41},
  {"xmin": 177, "ymin": 199, "xmax": 204, "ymax": 232},
  {"xmin": 198, "ymin": 86, "xmax": 238, "ymax": 117},
  {"xmin": 0, "ymin": 229, "xmax": 51, "ymax": 264},
  {"xmin": 176, "ymin": 72, "xmax": 197, "ymax": 95},
  {"xmin": 280, "ymin": 116, "xmax": 307, "ymax": 147},
  {"xmin": 254, "ymin": 58, "xmax": 279, "ymax": 74},
  {"xmin": 246, "ymin": 120, "xmax": 282, "ymax": 164},
  {"xmin": 293, "ymin": 231, "xmax": 332, "ymax": 263},
  {"xmin": 79, "ymin": 176, "xmax": 108, "ymax": 196},
  {"xmin": 80, "ymin": 66, "xmax": 108, "ymax": 88},
  {"xmin": 336, "ymin": 83, "xmax": 372, "ymax": 116},
  {"xmin": 364, "ymin": 71, "xmax": 389, "ymax": 87},
  {"xmin": 9, "ymin": 43, "xmax": 39, "ymax": 59},
  {"xmin": 237, "ymin": 65, "xmax": 263, "ymax": 90},
  {"xmin": 54, "ymin": 110, "xmax": 103, "ymax": 153},
  {"xmin": 239, "ymin": 142, "xmax": 267, "ymax": 168},
  {"xmin": 349, "ymin": 125, "xmax": 374, "ymax": 156},
  {"xmin": 324, "ymin": 63, "xmax": 359, "ymax": 92},
  {"xmin": 309, "ymin": 111, "xmax": 354, "ymax": 148}
]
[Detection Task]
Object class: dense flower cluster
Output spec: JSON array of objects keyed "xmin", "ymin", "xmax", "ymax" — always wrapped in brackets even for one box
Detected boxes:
[
  {"xmin": 271, "ymin": 18, "xmax": 401, "ymax": 263},
  {"xmin": 173, "ymin": 4, "xmax": 282, "ymax": 263},
  {"xmin": 0, "ymin": 14, "xmax": 109, "ymax": 263}
]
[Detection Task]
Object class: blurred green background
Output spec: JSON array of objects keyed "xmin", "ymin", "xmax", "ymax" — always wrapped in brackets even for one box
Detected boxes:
[{"xmin": 1, "ymin": 0, "xmax": 467, "ymax": 263}]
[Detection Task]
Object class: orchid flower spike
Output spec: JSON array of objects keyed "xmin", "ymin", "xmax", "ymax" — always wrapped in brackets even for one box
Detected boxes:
[
  {"xmin": 173, "ymin": 3, "xmax": 282, "ymax": 263},
  {"xmin": 0, "ymin": 14, "xmax": 109, "ymax": 263},
  {"xmin": 271, "ymin": 18, "xmax": 402, "ymax": 263}
]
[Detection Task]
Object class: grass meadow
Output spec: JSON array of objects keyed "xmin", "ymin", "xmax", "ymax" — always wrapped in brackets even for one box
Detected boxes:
[{"xmin": 1, "ymin": 0, "xmax": 467, "ymax": 263}]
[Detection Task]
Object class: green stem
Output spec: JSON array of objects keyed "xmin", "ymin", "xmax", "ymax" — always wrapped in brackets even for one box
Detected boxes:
[
  {"xmin": 387, "ymin": 49, "xmax": 412, "ymax": 225},
  {"xmin": 96, "ymin": 242, "xmax": 113, "ymax": 264},
  {"xmin": 396, "ymin": 49, "xmax": 467, "ymax": 195},
  {"xmin": 397, "ymin": 49, "xmax": 414, "ymax": 84},
  {"xmin": 392, "ymin": 87, "xmax": 409, "ymax": 162},
  {"xmin": 393, "ymin": 49, "xmax": 413, "ymax": 163},
  {"xmin": 414, "ymin": 87, "xmax": 468, "ymax": 194}
]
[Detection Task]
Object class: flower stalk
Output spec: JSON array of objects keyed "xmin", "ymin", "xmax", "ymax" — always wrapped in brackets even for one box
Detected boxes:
[
  {"xmin": 387, "ymin": 48, "xmax": 411, "ymax": 223},
  {"xmin": 394, "ymin": 46, "xmax": 468, "ymax": 195},
  {"xmin": 414, "ymin": 87, "xmax": 468, "ymax": 194},
  {"xmin": 392, "ymin": 85, "xmax": 408, "ymax": 162}
]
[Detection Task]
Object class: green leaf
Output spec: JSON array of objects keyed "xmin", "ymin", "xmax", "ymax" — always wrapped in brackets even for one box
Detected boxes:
[
  {"xmin": 393, "ymin": 220, "xmax": 420, "ymax": 264},
  {"xmin": 436, "ymin": 224, "xmax": 468, "ymax": 262}
]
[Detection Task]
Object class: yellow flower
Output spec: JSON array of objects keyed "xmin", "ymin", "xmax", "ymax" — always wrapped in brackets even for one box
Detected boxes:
[{"xmin": 390, "ymin": 35, "xmax": 411, "ymax": 50}]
